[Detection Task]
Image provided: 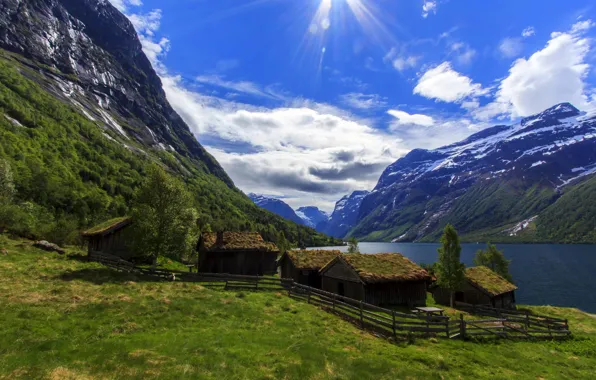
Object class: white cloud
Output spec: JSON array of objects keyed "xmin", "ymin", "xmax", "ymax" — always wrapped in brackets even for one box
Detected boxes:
[
  {"xmin": 387, "ymin": 109, "xmax": 434, "ymax": 127},
  {"xmin": 195, "ymin": 75, "xmax": 286, "ymax": 100},
  {"xmin": 450, "ymin": 42, "xmax": 476, "ymax": 65},
  {"xmin": 522, "ymin": 27, "xmax": 535, "ymax": 38},
  {"xmin": 340, "ymin": 93, "xmax": 388, "ymax": 110},
  {"xmin": 108, "ymin": 0, "xmax": 142, "ymax": 12},
  {"xmin": 161, "ymin": 75, "xmax": 405, "ymax": 209},
  {"xmin": 384, "ymin": 48, "xmax": 419, "ymax": 72},
  {"xmin": 422, "ymin": 1, "xmax": 437, "ymax": 18},
  {"xmin": 414, "ymin": 62, "xmax": 486, "ymax": 103},
  {"xmin": 499, "ymin": 37, "xmax": 523, "ymax": 58},
  {"xmin": 475, "ymin": 20, "xmax": 594, "ymax": 119}
]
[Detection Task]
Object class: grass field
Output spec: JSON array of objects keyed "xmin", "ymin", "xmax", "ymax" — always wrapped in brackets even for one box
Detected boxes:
[{"xmin": 1, "ymin": 235, "xmax": 595, "ymax": 379}]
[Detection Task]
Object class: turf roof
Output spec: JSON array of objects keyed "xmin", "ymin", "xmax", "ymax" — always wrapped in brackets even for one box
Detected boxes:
[
  {"xmin": 202, "ymin": 232, "xmax": 278, "ymax": 252},
  {"xmin": 82, "ymin": 217, "xmax": 131, "ymax": 237},
  {"xmin": 329, "ymin": 253, "xmax": 429, "ymax": 284},
  {"xmin": 285, "ymin": 250, "xmax": 341, "ymax": 270},
  {"xmin": 465, "ymin": 266, "xmax": 517, "ymax": 296}
]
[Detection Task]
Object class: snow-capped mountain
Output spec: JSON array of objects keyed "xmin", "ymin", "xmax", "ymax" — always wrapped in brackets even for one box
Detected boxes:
[
  {"xmin": 248, "ymin": 194, "xmax": 306, "ymax": 226},
  {"xmin": 321, "ymin": 191, "xmax": 370, "ymax": 238},
  {"xmin": 296, "ymin": 207, "xmax": 329, "ymax": 229},
  {"xmin": 352, "ymin": 103, "xmax": 596, "ymax": 242}
]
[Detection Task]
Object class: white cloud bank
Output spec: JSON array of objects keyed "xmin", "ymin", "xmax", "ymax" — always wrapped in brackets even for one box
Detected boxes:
[
  {"xmin": 387, "ymin": 109, "xmax": 434, "ymax": 127},
  {"xmin": 414, "ymin": 62, "xmax": 486, "ymax": 103},
  {"xmin": 475, "ymin": 20, "xmax": 594, "ymax": 119}
]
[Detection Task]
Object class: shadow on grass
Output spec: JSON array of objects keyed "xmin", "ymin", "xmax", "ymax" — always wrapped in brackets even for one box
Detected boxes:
[{"xmin": 58, "ymin": 268, "xmax": 162, "ymax": 285}]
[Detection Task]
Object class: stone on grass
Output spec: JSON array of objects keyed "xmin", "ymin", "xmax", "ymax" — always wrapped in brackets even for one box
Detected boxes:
[
  {"xmin": 1, "ymin": 248, "xmax": 7, "ymax": 256},
  {"xmin": 33, "ymin": 240, "xmax": 65, "ymax": 255}
]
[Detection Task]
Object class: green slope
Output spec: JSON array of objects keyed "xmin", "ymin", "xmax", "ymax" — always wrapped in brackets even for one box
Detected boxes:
[
  {"xmin": 0, "ymin": 52, "xmax": 340, "ymax": 247},
  {"xmin": 1, "ymin": 237, "xmax": 596, "ymax": 379}
]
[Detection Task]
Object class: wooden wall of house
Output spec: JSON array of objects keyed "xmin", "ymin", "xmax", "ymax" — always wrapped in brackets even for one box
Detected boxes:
[
  {"xmin": 322, "ymin": 277, "xmax": 365, "ymax": 300},
  {"xmin": 199, "ymin": 250, "xmax": 277, "ymax": 276},
  {"xmin": 88, "ymin": 229, "xmax": 132, "ymax": 259},
  {"xmin": 321, "ymin": 260, "xmax": 365, "ymax": 299},
  {"xmin": 364, "ymin": 281, "xmax": 427, "ymax": 306},
  {"xmin": 278, "ymin": 257, "xmax": 324, "ymax": 288},
  {"xmin": 432, "ymin": 281, "xmax": 516, "ymax": 309}
]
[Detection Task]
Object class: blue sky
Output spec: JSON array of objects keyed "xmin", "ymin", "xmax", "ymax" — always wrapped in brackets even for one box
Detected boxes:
[{"xmin": 110, "ymin": 0, "xmax": 596, "ymax": 211}]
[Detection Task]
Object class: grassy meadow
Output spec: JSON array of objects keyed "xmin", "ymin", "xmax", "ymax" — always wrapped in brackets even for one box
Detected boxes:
[{"xmin": 1, "ymin": 235, "xmax": 595, "ymax": 379}]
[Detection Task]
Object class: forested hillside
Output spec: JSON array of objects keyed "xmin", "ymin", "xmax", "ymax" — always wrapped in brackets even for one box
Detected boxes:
[{"xmin": 0, "ymin": 52, "xmax": 340, "ymax": 247}]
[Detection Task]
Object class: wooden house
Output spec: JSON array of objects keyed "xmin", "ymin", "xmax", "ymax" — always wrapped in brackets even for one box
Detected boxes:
[
  {"xmin": 197, "ymin": 232, "xmax": 279, "ymax": 276},
  {"xmin": 82, "ymin": 217, "xmax": 133, "ymax": 258},
  {"xmin": 432, "ymin": 266, "xmax": 517, "ymax": 309},
  {"xmin": 319, "ymin": 253, "xmax": 430, "ymax": 306},
  {"xmin": 278, "ymin": 250, "xmax": 341, "ymax": 288}
]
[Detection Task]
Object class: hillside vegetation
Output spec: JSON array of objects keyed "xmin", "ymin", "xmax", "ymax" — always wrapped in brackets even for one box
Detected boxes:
[
  {"xmin": 0, "ymin": 51, "xmax": 340, "ymax": 247},
  {"xmin": 1, "ymin": 235, "xmax": 595, "ymax": 379}
]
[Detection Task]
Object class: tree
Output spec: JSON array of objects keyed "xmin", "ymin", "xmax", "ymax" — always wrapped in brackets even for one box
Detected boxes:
[
  {"xmin": 436, "ymin": 224, "xmax": 465, "ymax": 307},
  {"xmin": 130, "ymin": 166, "xmax": 199, "ymax": 266},
  {"xmin": 474, "ymin": 243, "xmax": 512, "ymax": 281},
  {"xmin": 347, "ymin": 237, "xmax": 360, "ymax": 253},
  {"xmin": 276, "ymin": 231, "xmax": 290, "ymax": 254}
]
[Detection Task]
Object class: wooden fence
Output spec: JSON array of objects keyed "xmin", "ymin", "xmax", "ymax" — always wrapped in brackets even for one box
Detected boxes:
[
  {"xmin": 88, "ymin": 252, "xmax": 571, "ymax": 341},
  {"xmin": 454, "ymin": 302, "xmax": 571, "ymax": 340}
]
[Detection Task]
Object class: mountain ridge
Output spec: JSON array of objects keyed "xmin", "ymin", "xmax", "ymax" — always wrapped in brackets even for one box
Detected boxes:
[{"xmin": 349, "ymin": 102, "xmax": 596, "ymax": 243}]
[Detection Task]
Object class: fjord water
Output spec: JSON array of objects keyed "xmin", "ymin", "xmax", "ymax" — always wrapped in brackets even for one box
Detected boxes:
[{"xmin": 316, "ymin": 243, "xmax": 596, "ymax": 313}]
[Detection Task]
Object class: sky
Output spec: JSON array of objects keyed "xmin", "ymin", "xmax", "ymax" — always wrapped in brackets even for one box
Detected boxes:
[{"xmin": 109, "ymin": 0, "xmax": 596, "ymax": 212}]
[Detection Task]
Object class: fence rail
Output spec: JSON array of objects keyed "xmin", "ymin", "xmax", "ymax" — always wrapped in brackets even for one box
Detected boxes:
[{"xmin": 88, "ymin": 252, "xmax": 571, "ymax": 341}]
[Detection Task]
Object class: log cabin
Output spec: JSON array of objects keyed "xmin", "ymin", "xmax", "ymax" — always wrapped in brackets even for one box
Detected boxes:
[
  {"xmin": 278, "ymin": 250, "xmax": 341, "ymax": 288},
  {"xmin": 319, "ymin": 253, "xmax": 429, "ymax": 306},
  {"xmin": 81, "ymin": 217, "xmax": 133, "ymax": 259},
  {"xmin": 197, "ymin": 232, "xmax": 279, "ymax": 276},
  {"xmin": 432, "ymin": 266, "xmax": 517, "ymax": 309}
]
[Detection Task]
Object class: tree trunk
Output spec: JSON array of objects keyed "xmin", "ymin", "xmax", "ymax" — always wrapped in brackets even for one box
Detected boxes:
[{"xmin": 450, "ymin": 291, "xmax": 454, "ymax": 308}]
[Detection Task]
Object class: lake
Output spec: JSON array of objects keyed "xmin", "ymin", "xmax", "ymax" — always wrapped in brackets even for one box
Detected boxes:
[{"xmin": 313, "ymin": 243, "xmax": 596, "ymax": 313}]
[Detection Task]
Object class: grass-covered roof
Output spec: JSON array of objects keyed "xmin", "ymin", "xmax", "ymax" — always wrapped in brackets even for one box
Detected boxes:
[
  {"xmin": 82, "ymin": 217, "xmax": 131, "ymax": 237},
  {"xmin": 202, "ymin": 232, "xmax": 278, "ymax": 253},
  {"xmin": 465, "ymin": 266, "xmax": 517, "ymax": 296},
  {"xmin": 285, "ymin": 250, "xmax": 341, "ymax": 270},
  {"xmin": 333, "ymin": 253, "xmax": 429, "ymax": 284}
]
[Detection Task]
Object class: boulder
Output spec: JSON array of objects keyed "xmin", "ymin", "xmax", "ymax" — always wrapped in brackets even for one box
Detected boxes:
[
  {"xmin": 33, "ymin": 240, "xmax": 66, "ymax": 255},
  {"xmin": 1, "ymin": 248, "xmax": 7, "ymax": 256}
]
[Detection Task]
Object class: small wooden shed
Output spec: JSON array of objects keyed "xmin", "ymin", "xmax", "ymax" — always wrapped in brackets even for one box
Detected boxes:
[
  {"xmin": 81, "ymin": 217, "xmax": 132, "ymax": 258},
  {"xmin": 432, "ymin": 266, "xmax": 517, "ymax": 309},
  {"xmin": 320, "ymin": 253, "xmax": 429, "ymax": 306},
  {"xmin": 197, "ymin": 232, "xmax": 279, "ymax": 276},
  {"xmin": 278, "ymin": 250, "xmax": 341, "ymax": 288}
]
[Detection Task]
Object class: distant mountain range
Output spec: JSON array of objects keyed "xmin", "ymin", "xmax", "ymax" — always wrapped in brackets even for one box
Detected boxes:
[
  {"xmin": 347, "ymin": 103, "xmax": 596, "ymax": 243},
  {"xmin": 250, "ymin": 103, "xmax": 596, "ymax": 244}
]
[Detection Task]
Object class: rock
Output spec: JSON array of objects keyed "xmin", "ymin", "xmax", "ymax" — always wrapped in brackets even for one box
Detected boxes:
[
  {"xmin": 1, "ymin": 248, "xmax": 7, "ymax": 256},
  {"xmin": 33, "ymin": 240, "xmax": 66, "ymax": 255}
]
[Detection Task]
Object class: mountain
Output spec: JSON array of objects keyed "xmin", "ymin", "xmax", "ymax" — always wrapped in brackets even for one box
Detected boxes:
[
  {"xmin": 296, "ymin": 207, "xmax": 329, "ymax": 229},
  {"xmin": 0, "ymin": 0, "xmax": 341, "ymax": 248},
  {"xmin": 0, "ymin": 0, "xmax": 231, "ymax": 185},
  {"xmin": 322, "ymin": 191, "xmax": 370, "ymax": 239},
  {"xmin": 351, "ymin": 103, "xmax": 596, "ymax": 243},
  {"xmin": 249, "ymin": 194, "xmax": 306, "ymax": 226}
]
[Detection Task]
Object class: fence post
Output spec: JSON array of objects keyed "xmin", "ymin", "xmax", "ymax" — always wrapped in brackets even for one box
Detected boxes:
[
  {"xmin": 307, "ymin": 288, "xmax": 311, "ymax": 304},
  {"xmin": 256, "ymin": 276, "xmax": 259, "ymax": 290},
  {"xmin": 392, "ymin": 310, "xmax": 396, "ymax": 338},
  {"xmin": 460, "ymin": 314, "xmax": 466, "ymax": 340},
  {"xmin": 445, "ymin": 317, "xmax": 450, "ymax": 339},
  {"xmin": 525, "ymin": 310, "xmax": 530, "ymax": 330},
  {"xmin": 360, "ymin": 301, "xmax": 364, "ymax": 327},
  {"xmin": 333, "ymin": 294, "xmax": 336, "ymax": 311}
]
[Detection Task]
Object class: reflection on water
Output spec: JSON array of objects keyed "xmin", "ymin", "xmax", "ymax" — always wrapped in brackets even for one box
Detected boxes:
[{"xmin": 313, "ymin": 243, "xmax": 596, "ymax": 313}]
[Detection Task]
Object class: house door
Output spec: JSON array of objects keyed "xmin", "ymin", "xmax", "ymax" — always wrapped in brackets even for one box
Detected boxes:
[
  {"xmin": 337, "ymin": 282, "xmax": 345, "ymax": 297},
  {"xmin": 455, "ymin": 292, "xmax": 465, "ymax": 303}
]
